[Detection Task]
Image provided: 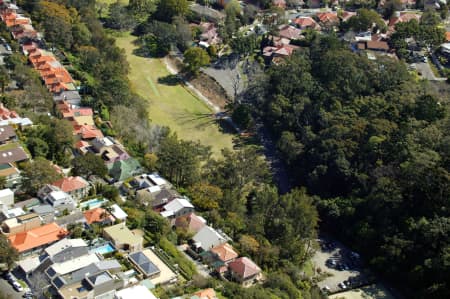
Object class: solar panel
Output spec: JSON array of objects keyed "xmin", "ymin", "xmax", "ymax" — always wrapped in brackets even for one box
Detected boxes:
[{"xmin": 129, "ymin": 252, "xmax": 160, "ymax": 277}]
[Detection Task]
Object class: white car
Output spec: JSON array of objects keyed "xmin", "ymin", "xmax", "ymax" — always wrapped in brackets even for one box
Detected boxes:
[
  {"xmin": 12, "ymin": 281, "xmax": 23, "ymax": 292},
  {"xmin": 338, "ymin": 282, "xmax": 347, "ymax": 289}
]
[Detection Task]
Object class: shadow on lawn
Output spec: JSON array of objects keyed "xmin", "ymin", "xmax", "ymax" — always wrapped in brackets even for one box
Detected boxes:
[{"xmin": 157, "ymin": 74, "xmax": 181, "ymax": 86}]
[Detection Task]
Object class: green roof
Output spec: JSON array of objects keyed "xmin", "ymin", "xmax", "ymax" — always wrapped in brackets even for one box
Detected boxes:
[
  {"xmin": 140, "ymin": 279, "xmax": 155, "ymax": 290},
  {"xmin": 107, "ymin": 158, "xmax": 141, "ymax": 181}
]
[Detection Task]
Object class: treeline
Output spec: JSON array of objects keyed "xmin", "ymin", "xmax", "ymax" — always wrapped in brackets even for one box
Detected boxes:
[{"xmin": 242, "ymin": 35, "xmax": 450, "ymax": 298}]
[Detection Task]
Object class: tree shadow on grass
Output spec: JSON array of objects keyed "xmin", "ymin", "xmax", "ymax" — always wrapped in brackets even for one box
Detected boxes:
[{"xmin": 157, "ymin": 74, "xmax": 181, "ymax": 86}]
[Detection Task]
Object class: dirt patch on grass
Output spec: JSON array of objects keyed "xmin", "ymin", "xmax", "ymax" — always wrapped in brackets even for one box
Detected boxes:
[
  {"xmin": 166, "ymin": 54, "xmax": 230, "ymax": 111},
  {"xmin": 189, "ymin": 73, "xmax": 230, "ymax": 111}
]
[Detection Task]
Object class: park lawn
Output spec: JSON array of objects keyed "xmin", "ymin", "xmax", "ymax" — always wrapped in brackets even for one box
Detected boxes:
[{"xmin": 114, "ymin": 32, "xmax": 234, "ymax": 156}]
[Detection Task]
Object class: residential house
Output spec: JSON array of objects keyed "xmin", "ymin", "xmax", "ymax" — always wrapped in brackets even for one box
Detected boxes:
[
  {"xmin": 107, "ymin": 158, "xmax": 141, "ymax": 182},
  {"xmin": 84, "ymin": 207, "xmax": 115, "ymax": 226},
  {"xmin": 53, "ymin": 90, "xmax": 82, "ymax": 107},
  {"xmin": 8, "ymin": 222, "xmax": 69, "ymax": 255},
  {"xmin": 0, "ymin": 125, "xmax": 16, "ymax": 144},
  {"xmin": 55, "ymin": 210, "xmax": 87, "ymax": 228},
  {"xmin": 103, "ymin": 223, "xmax": 143, "ymax": 252},
  {"xmin": 228, "ymin": 257, "xmax": 262, "ymax": 287},
  {"xmin": 174, "ymin": 212, "xmax": 207, "ymax": 234},
  {"xmin": 51, "ymin": 176, "xmax": 90, "ymax": 200},
  {"xmin": 0, "ymin": 163, "xmax": 21, "ymax": 188},
  {"xmin": 263, "ymin": 44, "xmax": 299, "ymax": 63},
  {"xmin": 388, "ymin": 12, "xmax": 421, "ymax": 28},
  {"xmin": 192, "ymin": 288, "xmax": 218, "ymax": 299},
  {"xmin": 278, "ymin": 25, "xmax": 303, "ymax": 41},
  {"xmin": 131, "ymin": 172, "xmax": 172, "ymax": 190},
  {"xmin": 210, "ymin": 243, "xmax": 238, "ymax": 265},
  {"xmin": 110, "ymin": 204, "xmax": 127, "ymax": 222},
  {"xmin": 136, "ymin": 187, "xmax": 179, "ymax": 209},
  {"xmin": 31, "ymin": 204, "xmax": 55, "ymax": 224},
  {"xmin": 316, "ymin": 12, "xmax": 340, "ymax": 28},
  {"xmin": 358, "ymin": 40, "xmax": 390, "ymax": 52},
  {"xmin": 0, "ymin": 145, "xmax": 29, "ymax": 165},
  {"xmin": 38, "ymin": 185, "xmax": 76, "ymax": 215},
  {"xmin": 91, "ymin": 137, "xmax": 130, "ymax": 164},
  {"xmin": 128, "ymin": 251, "xmax": 161, "ymax": 279},
  {"xmin": 18, "ymin": 238, "xmax": 89, "ymax": 275},
  {"xmin": 10, "ymin": 23, "xmax": 39, "ymax": 41},
  {"xmin": 160, "ymin": 197, "xmax": 194, "ymax": 219},
  {"xmin": 192, "ymin": 226, "xmax": 228, "ymax": 252},
  {"xmin": 115, "ymin": 285, "xmax": 158, "ymax": 299},
  {"xmin": 1, "ymin": 212, "xmax": 41, "ymax": 234},
  {"xmin": 0, "ymin": 206, "xmax": 25, "ymax": 221},
  {"xmin": 0, "ymin": 103, "xmax": 32, "ymax": 126},
  {"xmin": 199, "ymin": 22, "xmax": 222, "ymax": 46},
  {"xmin": 128, "ymin": 248, "xmax": 177, "ymax": 285},
  {"xmin": 293, "ymin": 17, "xmax": 321, "ymax": 31},
  {"xmin": 53, "ymin": 266, "xmax": 124, "ymax": 299}
]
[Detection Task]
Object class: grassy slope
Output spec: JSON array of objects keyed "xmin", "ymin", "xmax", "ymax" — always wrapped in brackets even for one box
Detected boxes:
[{"xmin": 114, "ymin": 33, "xmax": 234, "ymax": 155}]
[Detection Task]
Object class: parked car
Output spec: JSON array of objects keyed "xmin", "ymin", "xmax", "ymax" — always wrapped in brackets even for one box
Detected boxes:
[
  {"xmin": 23, "ymin": 291, "xmax": 33, "ymax": 298},
  {"xmin": 322, "ymin": 285, "xmax": 331, "ymax": 293},
  {"xmin": 12, "ymin": 281, "xmax": 23, "ymax": 292},
  {"xmin": 326, "ymin": 258, "xmax": 336, "ymax": 268},
  {"xmin": 338, "ymin": 282, "xmax": 347, "ymax": 289}
]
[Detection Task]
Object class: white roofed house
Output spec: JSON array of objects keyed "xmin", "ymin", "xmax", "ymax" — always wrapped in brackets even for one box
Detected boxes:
[
  {"xmin": 160, "ymin": 197, "xmax": 194, "ymax": 220},
  {"xmin": 192, "ymin": 226, "xmax": 229, "ymax": 252},
  {"xmin": 38, "ymin": 184, "xmax": 76, "ymax": 216}
]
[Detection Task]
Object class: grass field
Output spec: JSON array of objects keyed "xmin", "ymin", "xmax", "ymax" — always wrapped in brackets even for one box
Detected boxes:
[{"xmin": 114, "ymin": 32, "xmax": 234, "ymax": 155}]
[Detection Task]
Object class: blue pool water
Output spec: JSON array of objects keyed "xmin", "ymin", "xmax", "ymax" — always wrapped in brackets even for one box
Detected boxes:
[
  {"xmin": 93, "ymin": 243, "xmax": 116, "ymax": 255},
  {"xmin": 80, "ymin": 198, "xmax": 107, "ymax": 209}
]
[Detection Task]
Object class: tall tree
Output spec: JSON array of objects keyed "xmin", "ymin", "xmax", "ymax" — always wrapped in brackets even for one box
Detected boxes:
[
  {"xmin": 21, "ymin": 158, "xmax": 63, "ymax": 194},
  {"xmin": 71, "ymin": 153, "xmax": 108, "ymax": 178}
]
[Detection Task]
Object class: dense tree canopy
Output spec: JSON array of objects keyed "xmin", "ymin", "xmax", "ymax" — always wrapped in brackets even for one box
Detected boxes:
[{"xmin": 243, "ymin": 35, "xmax": 450, "ymax": 298}]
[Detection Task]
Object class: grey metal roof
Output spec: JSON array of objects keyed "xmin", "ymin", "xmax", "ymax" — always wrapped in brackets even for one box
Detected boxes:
[{"xmin": 32, "ymin": 204, "xmax": 54, "ymax": 214}]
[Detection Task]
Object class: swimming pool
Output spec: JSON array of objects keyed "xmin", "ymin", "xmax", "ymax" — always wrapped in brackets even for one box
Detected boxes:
[
  {"xmin": 93, "ymin": 243, "xmax": 116, "ymax": 255},
  {"xmin": 80, "ymin": 198, "xmax": 108, "ymax": 210}
]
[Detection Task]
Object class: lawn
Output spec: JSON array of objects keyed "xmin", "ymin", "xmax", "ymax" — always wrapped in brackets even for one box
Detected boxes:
[{"xmin": 114, "ymin": 32, "xmax": 234, "ymax": 155}]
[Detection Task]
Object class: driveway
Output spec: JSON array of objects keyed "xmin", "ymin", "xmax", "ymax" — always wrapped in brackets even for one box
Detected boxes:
[
  {"xmin": 0, "ymin": 275, "xmax": 26, "ymax": 299},
  {"xmin": 176, "ymin": 245, "xmax": 211, "ymax": 278}
]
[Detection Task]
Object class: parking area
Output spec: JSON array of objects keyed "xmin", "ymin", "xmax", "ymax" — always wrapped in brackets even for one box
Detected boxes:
[
  {"xmin": 312, "ymin": 238, "xmax": 373, "ymax": 294},
  {"xmin": 1, "ymin": 271, "xmax": 32, "ymax": 299}
]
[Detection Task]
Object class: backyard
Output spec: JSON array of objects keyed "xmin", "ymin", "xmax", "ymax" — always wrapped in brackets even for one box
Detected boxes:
[{"xmin": 114, "ymin": 32, "xmax": 234, "ymax": 156}]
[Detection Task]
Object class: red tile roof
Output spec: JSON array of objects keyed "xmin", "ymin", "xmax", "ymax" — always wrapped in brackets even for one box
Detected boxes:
[
  {"xmin": 228, "ymin": 257, "xmax": 261, "ymax": 279},
  {"xmin": 211, "ymin": 243, "xmax": 238, "ymax": 263},
  {"xmin": 446, "ymin": 32, "xmax": 450, "ymax": 42},
  {"xmin": 174, "ymin": 212, "xmax": 206, "ymax": 233},
  {"xmin": 8, "ymin": 223, "xmax": 68, "ymax": 253},
  {"xmin": 83, "ymin": 208, "xmax": 114, "ymax": 225},
  {"xmin": 316, "ymin": 12, "xmax": 339, "ymax": 25},
  {"xmin": 293, "ymin": 17, "xmax": 320, "ymax": 30},
  {"xmin": 278, "ymin": 25, "xmax": 303, "ymax": 40},
  {"xmin": 73, "ymin": 124, "xmax": 104, "ymax": 140},
  {"xmin": 51, "ymin": 176, "xmax": 88, "ymax": 193},
  {"xmin": 0, "ymin": 103, "xmax": 20, "ymax": 120}
]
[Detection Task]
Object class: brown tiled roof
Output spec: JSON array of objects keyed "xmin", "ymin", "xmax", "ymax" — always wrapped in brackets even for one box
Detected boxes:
[
  {"xmin": 0, "ymin": 146, "xmax": 28, "ymax": 164},
  {"xmin": 210, "ymin": 243, "xmax": 238, "ymax": 263},
  {"xmin": 228, "ymin": 257, "xmax": 261, "ymax": 279},
  {"xmin": 51, "ymin": 176, "xmax": 88, "ymax": 193}
]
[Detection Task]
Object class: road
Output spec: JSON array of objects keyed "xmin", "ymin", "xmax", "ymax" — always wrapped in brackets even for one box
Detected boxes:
[
  {"xmin": 414, "ymin": 61, "xmax": 446, "ymax": 81},
  {"xmin": 256, "ymin": 124, "xmax": 292, "ymax": 194},
  {"xmin": 0, "ymin": 276, "xmax": 25, "ymax": 299}
]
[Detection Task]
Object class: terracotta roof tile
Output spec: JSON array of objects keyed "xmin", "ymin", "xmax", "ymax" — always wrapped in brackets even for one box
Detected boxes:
[
  {"xmin": 228, "ymin": 257, "xmax": 261, "ymax": 279},
  {"xmin": 51, "ymin": 176, "xmax": 88, "ymax": 193},
  {"xmin": 211, "ymin": 243, "xmax": 238, "ymax": 263},
  {"xmin": 8, "ymin": 222, "xmax": 68, "ymax": 253}
]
